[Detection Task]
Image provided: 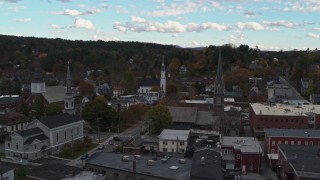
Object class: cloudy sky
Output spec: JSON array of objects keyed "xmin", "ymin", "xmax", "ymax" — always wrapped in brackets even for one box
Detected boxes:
[{"xmin": 0, "ymin": 0, "xmax": 319, "ymax": 50}]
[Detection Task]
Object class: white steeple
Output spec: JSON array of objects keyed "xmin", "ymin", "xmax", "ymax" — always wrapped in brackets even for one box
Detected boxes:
[
  {"xmin": 31, "ymin": 60, "xmax": 46, "ymax": 94},
  {"xmin": 64, "ymin": 61, "xmax": 75, "ymax": 115},
  {"xmin": 160, "ymin": 56, "xmax": 166, "ymax": 94}
]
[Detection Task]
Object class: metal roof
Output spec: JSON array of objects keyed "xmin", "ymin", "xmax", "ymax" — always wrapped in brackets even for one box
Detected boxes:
[{"xmin": 265, "ymin": 128, "xmax": 320, "ymax": 137}]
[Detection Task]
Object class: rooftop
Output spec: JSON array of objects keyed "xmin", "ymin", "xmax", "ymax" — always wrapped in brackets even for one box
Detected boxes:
[
  {"xmin": 158, "ymin": 129, "xmax": 190, "ymax": 141},
  {"xmin": 27, "ymin": 163, "xmax": 82, "ymax": 180},
  {"xmin": 16, "ymin": 127, "xmax": 43, "ymax": 138},
  {"xmin": 250, "ymin": 103, "xmax": 320, "ymax": 116},
  {"xmin": 265, "ymin": 128, "xmax": 320, "ymax": 137},
  {"xmin": 279, "ymin": 145, "xmax": 320, "ymax": 178},
  {"xmin": 42, "ymin": 85, "xmax": 67, "ymax": 103},
  {"xmin": 167, "ymin": 106, "xmax": 197, "ymax": 123},
  {"xmin": 221, "ymin": 136, "xmax": 262, "ymax": 154},
  {"xmin": 40, "ymin": 113, "xmax": 82, "ymax": 129},
  {"xmin": 190, "ymin": 148, "xmax": 223, "ymax": 180},
  {"xmin": 86, "ymin": 152, "xmax": 191, "ymax": 179}
]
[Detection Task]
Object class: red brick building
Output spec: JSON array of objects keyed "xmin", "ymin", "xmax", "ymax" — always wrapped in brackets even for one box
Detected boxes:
[
  {"xmin": 264, "ymin": 128, "xmax": 320, "ymax": 169},
  {"xmin": 221, "ymin": 136, "xmax": 262, "ymax": 173},
  {"xmin": 249, "ymin": 103, "xmax": 320, "ymax": 139},
  {"xmin": 278, "ymin": 145, "xmax": 320, "ymax": 180}
]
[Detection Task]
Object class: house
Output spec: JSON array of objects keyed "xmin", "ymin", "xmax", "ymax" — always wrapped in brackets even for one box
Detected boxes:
[
  {"xmin": 278, "ymin": 145, "xmax": 320, "ymax": 180},
  {"xmin": 249, "ymin": 103, "xmax": 320, "ymax": 139},
  {"xmin": 266, "ymin": 84, "xmax": 292, "ymax": 101},
  {"xmin": 158, "ymin": 129, "xmax": 190, "ymax": 153},
  {"xmin": 264, "ymin": 128, "xmax": 320, "ymax": 169},
  {"xmin": 137, "ymin": 78, "xmax": 160, "ymax": 95},
  {"xmin": 0, "ymin": 95, "xmax": 21, "ymax": 111},
  {"xmin": 0, "ymin": 112, "xmax": 29, "ymax": 133},
  {"xmin": 0, "ymin": 164, "xmax": 14, "ymax": 180},
  {"xmin": 85, "ymin": 152, "xmax": 191, "ymax": 180},
  {"xmin": 221, "ymin": 136, "xmax": 262, "ymax": 173},
  {"xmin": 5, "ymin": 113, "xmax": 83, "ymax": 161},
  {"xmin": 190, "ymin": 148, "xmax": 224, "ymax": 180},
  {"xmin": 300, "ymin": 78, "xmax": 309, "ymax": 95}
]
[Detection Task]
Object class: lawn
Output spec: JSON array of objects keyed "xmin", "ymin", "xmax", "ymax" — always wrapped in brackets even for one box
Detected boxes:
[{"xmin": 57, "ymin": 142, "xmax": 98, "ymax": 160}]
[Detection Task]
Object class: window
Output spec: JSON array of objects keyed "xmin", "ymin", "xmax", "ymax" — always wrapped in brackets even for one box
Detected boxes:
[
  {"xmin": 180, "ymin": 141, "xmax": 185, "ymax": 146},
  {"xmin": 285, "ymin": 141, "xmax": 288, "ymax": 145},
  {"xmin": 35, "ymin": 144, "xmax": 37, "ymax": 149},
  {"xmin": 16, "ymin": 143, "xmax": 18, "ymax": 150},
  {"xmin": 56, "ymin": 133, "xmax": 59, "ymax": 142},
  {"xmin": 16, "ymin": 124, "xmax": 18, "ymax": 130},
  {"xmin": 310, "ymin": 141, "xmax": 313, "ymax": 145},
  {"xmin": 271, "ymin": 149, "xmax": 274, "ymax": 153},
  {"xmin": 163, "ymin": 141, "xmax": 168, "ymax": 145},
  {"xmin": 7, "ymin": 142, "xmax": 10, "ymax": 148},
  {"xmin": 297, "ymin": 141, "xmax": 301, "ymax": 145},
  {"xmin": 180, "ymin": 148, "xmax": 185, "ymax": 153},
  {"xmin": 35, "ymin": 153, "xmax": 37, "ymax": 158},
  {"xmin": 163, "ymin": 148, "xmax": 167, "ymax": 152},
  {"xmin": 272, "ymin": 141, "xmax": 275, "ymax": 146},
  {"xmin": 65, "ymin": 102, "xmax": 68, "ymax": 108},
  {"xmin": 172, "ymin": 148, "xmax": 174, "ymax": 152},
  {"xmin": 65, "ymin": 131, "xmax": 67, "ymax": 140},
  {"xmin": 278, "ymin": 141, "xmax": 281, "ymax": 145},
  {"xmin": 291, "ymin": 141, "xmax": 294, "ymax": 145},
  {"xmin": 172, "ymin": 141, "xmax": 174, "ymax": 145},
  {"xmin": 236, "ymin": 154, "xmax": 240, "ymax": 159}
]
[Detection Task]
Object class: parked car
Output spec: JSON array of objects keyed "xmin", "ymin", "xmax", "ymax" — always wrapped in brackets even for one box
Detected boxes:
[
  {"xmin": 98, "ymin": 145, "xmax": 105, "ymax": 150},
  {"xmin": 80, "ymin": 153, "xmax": 89, "ymax": 160},
  {"xmin": 113, "ymin": 136, "xmax": 121, "ymax": 141}
]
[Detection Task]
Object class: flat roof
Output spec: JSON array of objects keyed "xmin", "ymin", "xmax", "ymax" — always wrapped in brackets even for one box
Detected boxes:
[
  {"xmin": 86, "ymin": 152, "xmax": 191, "ymax": 179},
  {"xmin": 250, "ymin": 103, "xmax": 320, "ymax": 116},
  {"xmin": 158, "ymin": 129, "xmax": 190, "ymax": 141},
  {"xmin": 167, "ymin": 106, "xmax": 197, "ymax": 123},
  {"xmin": 279, "ymin": 145, "xmax": 320, "ymax": 178},
  {"xmin": 265, "ymin": 128, "xmax": 320, "ymax": 137},
  {"xmin": 180, "ymin": 98, "xmax": 235, "ymax": 104},
  {"xmin": 221, "ymin": 136, "xmax": 262, "ymax": 153}
]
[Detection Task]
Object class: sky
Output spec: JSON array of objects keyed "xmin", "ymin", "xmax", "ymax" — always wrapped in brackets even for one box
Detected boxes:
[{"xmin": 0, "ymin": 0, "xmax": 319, "ymax": 50}]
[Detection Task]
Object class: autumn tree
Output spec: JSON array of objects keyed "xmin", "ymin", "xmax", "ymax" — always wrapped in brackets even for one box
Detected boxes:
[
  {"xmin": 121, "ymin": 104, "xmax": 148, "ymax": 127},
  {"xmin": 17, "ymin": 100, "xmax": 29, "ymax": 117},
  {"xmin": 31, "ymin": 97, "xmax": 46, "ymax": 119},
  {"xmin": 145, "ymin": 105, "xmax": 172, "ymax": 135},
  {"xmin": 78, "ymin": 80, "xmax": 94, "ymax": 96},
  {"xmin": 168, "ymin": 58, "xmax": 181, "ymax": 77}
]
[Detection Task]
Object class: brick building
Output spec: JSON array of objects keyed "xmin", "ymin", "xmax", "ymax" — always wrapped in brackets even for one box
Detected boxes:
[
  {"xmin": 221, "ymin": 136, "xmax": 262, "ymax": 173},
  {"xmin": 264, "ymin": 128, "xmax": 320, "ymax": 169},
  {"xmin": 278, "ymin": 145, "xmax": 320, "ymax": 180},
  {"xmin": 249, "ymin": 103, "xmax": 320, "ymax": 139}
]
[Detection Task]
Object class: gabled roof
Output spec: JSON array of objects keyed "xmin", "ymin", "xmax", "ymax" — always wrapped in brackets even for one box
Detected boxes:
[
  {"xmin": 190, "ymin": 148, "xmax": 223, "ymax": 180},
  {"xmin": 16, "ymin": 127, "xmax": 43, "ymax": 138},
  {"xmin": 40, "ymin": 113, "xmax": 81, "ymax": 129},
  {"xmin": 139, "ymin": 78, "xmax": 159, "ymax": 87},
  {"xmin": 42, "ymin": 85, "xmax": 66, "ymax": 103},
  {"xmin": 25, "ymin": 134, "xmax": 48, "ymax": 144}
]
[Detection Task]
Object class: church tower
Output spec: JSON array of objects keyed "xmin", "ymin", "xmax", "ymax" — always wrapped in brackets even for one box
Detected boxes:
[
  {"xmin": 160, "ymin": 56, "xmax": 166, "ymax": 94},
  {"xmin": 31, "ymin": 60, "xmax": 46, "ymax": 94},
  {"xmin": 64, "ymin": 61, "xmax": 75, "ymax": 115},
  {"xmin": 213, "ymin": 49, "xmax": 225, "ymax": 134}
]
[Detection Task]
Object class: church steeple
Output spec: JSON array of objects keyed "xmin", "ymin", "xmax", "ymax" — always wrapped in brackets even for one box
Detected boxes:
[
  {"xmin": 214, "ymin": 49, "xmax": 224, "ymax": 95},
  {"xmin": 64, "ymin": 61, "xmax": 75, "ymax": 115},
  {"xmin": 160, "ymin": 56, "xmax": 166, "ymax": 94}
]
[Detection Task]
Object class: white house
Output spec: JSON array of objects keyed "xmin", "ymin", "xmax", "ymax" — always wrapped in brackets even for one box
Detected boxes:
[
  {"xmin": 0, "ymin": 165, "xmax": 14, "ymax": 180},
  {"xmin": 158, "ymin": 129, "xmax": 190, "ymax": 153}
]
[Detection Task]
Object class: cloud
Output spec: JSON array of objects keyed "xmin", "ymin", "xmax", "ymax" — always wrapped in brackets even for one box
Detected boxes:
[
  {"xmin": 243, "ymin": 10, "xmax": 258, "ymax": 18},
  {"xmin": 113, "ymin": 16, "xmax": 231, "ymax": 33},
  {"xmin": 3, "ymin": 0, "xmax": 21, "ymax": 3},
  {"xmin": 146, "ymin": 1, "xmax": 202, "ymax": 17},
  {"xmin": 92, "ymin": 34, "xmax": 119, "ymax": 41},
  {"xmin": 14, "ymin": 18, "xmax": 32, "ymax": 22},
  {"xmin": 283, "ymin": 1, "xmax": 320, "ymax": 13},
  {"xmin": 52, "ymin": 8, "xmax": 102, "ymax": 17},
  {"xmin": 7, "ymin": 6, "xmax": 27, "ymax": 12},
  {"xmin": 63, "ymin": 9, "xmax": 82, "ymax": 16},
  {"xmin": 51, "ymin": 24, "xmax": 61, "ymax": 29},
  {"xmin": 307, "ymin": 33, "xmax": 320, "ymax": 39},
  {"xmin": 57, "ymin": 0, "xmax": 71, "ymax": 2},
  {"xmin": 210, "ymin": 1, "xmax": 225, "ymax": 10},
  {"xmin": 262, "ymin": 20, "xmax": 300, "ymax": 28},
  {"xmin": 229, "ymin": 32, "xmax": 245, "ymax": 42},
  {"xmin": 74, "ymin": 17, "xmax": 95, "ymax": 30},
  {"xmin": 236, "ymin": 22, "xmax": 265, "ymax": 30}
]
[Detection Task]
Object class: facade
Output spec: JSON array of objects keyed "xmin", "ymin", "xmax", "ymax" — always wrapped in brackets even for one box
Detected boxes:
[
  {"xmin": 158, "ymin": 129, "xmax": 190, "ymax": 153},
  {"xmin": 137, "ymin": 79, "xmax": 160, "ymax": 94},
  {"xmin": 249, "ymin": 103, "xmax": 320, "ymax": 139},
  {"xmin": 278, "ymin": 145, "xmax": 320, "ymax": 180},
  {"xmin": 0, "ymin": 164, "xmax": 14, "ymax": 180},
  {"xmin": 266, "ymin": 84, "xmax": 292, "ymax": 101},
  {"xmin": 85, "ymin": 152, "xmax": 191, "ymax": 180},
  {"xmin": 264, "ymin": 128, "xmax": 320, "ymax": 169},
  {"xmin": 5, "ymin": 113, "xmax": 83, "ymax": 161},
  {"xmin": 221, "ymin": 136, "xmax": 262, "ymax": 173},
  {"xmin": 0, "ymin": 112, "xmax": 29, "ymax": 133}
]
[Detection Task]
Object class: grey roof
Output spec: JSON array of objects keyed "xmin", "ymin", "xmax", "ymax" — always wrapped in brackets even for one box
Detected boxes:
[
  {"xmin": 167, "ymin": 106, "xmax": 197, "ymax": 123},
  {"xmin": 279, "ymin": 145, "xmax": 320, "ymax": 178},
  {"xmin": 0, "ymin": 96, "xmax": 21, "ymax": 104},
  {"xmin": 27, "ymin": 163, "xmax": 82, "ymax": 180},
  {"xmin": 0, "ymin": 164, "xmax": 14, "ymax": 174},
  {"xmin": 139, "ymin": 78, "xmax": 160, "ymax": 87},
  {"xmin": 25, "ymin": 134, "xmax": 48, "ymax": 144},
  {"xmin": 195, "ymin": 111, "xmax": 214, "ymax": 126},
  {"xmin": 265, "ymin": 128, "xmax": 320, "ymax": 137},
  {"xmin": 86, "ymin": 152, "xmax": 191, "ymax": 179},
  {"xmin": 158, "ymin": 129, "xmax": 190, "ymax": 141},
  {"xmin": 40, "ymin": 113, "xmax": 81, "ymax": 129},
  {"xmin": 16, "ymin": 127, "xmax": 43, "ymax": 138},
  {"xmin": 42, "ymin": 85, "xmax": 66, "ymax": 103},
  {"xmin": 190, "ymin": 148, "xmax": 223, "ymax": 180},
  {"xmin": 221, "ymin": 136, "xmax": 262, "ymax": 154}
]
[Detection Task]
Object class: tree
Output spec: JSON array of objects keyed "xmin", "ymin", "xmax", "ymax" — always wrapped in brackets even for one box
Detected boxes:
[
  {"xmin": 17, "ymin": 100, "xmax": 29, "ymax": 117},
  {"xmin": 168, "ymin": 58, "xmax": 181, "ymax": 77},
  {"xmin": 82, "ymin": 98, "xmax": 119, "ymax": 132},
  {"xmin": 45, "ymin": 103, "xmax": 62, "ymax": 116},
  {"xmin": 145, "ymin": 105, "xmax": 172, "ymax": 135},
  {"xmin": 306, "ymin": 79, "xmax": 315, "ymax": 97},
  {"xmin": 121, "ymin": 104, "xmax": 148, "ymax": 127},
  {"xmin": 31, "ymin": 97, "xmax": 46, "ymax": 119}
]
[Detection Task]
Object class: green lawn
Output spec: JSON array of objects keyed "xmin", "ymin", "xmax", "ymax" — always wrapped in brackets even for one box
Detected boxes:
[{"xmin": 57, "ymin": 143, "xmax": 98, "ymax": 160}]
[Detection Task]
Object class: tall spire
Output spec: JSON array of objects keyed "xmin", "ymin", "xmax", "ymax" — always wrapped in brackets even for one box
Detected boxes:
[
  {"xmin": 214, "ymin": 48, "xmax": 224, "ymax": 94},
  {"xmin": 160, "ymin": 55, "xmax": 166, "ymax": 94},
  {"xmin": 161, "ymin": 55, "xmax": 165, "ymax": 72},
  {"xmin": 66, "ymin": 61, "xmax": 72, "ymax": 95},
  {"xmin": 32, "ymin": 60, "xmax": 43, "ymax": 83}
]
